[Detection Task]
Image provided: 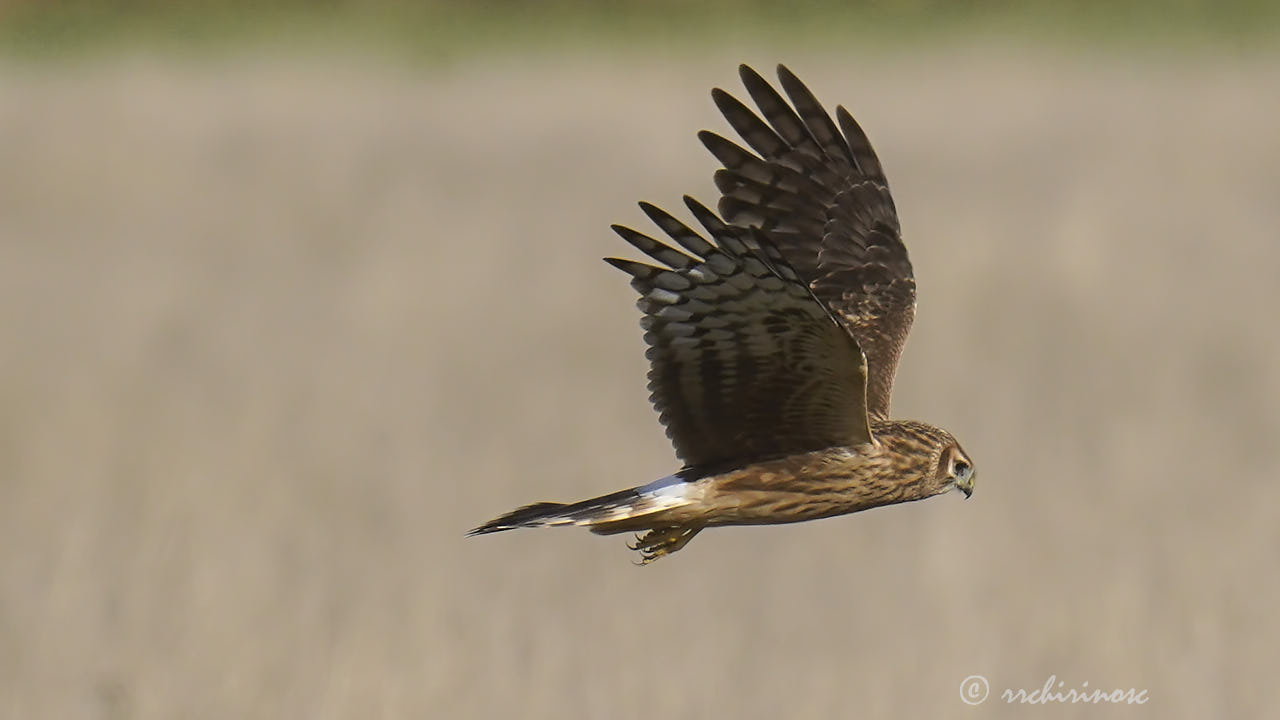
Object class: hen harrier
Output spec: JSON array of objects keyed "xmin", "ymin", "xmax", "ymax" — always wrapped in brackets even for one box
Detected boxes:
[{"xmin": 471, "ymin": 65, "xmax": 974, "ymax": 563}]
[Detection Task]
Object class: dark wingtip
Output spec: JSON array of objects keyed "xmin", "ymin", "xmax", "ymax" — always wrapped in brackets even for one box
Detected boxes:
[
  {"xmin": 710, "ymin": 87, "xmax": 744, "ymax": 116},
  {"xmin": 610, "ymin": 223, "xmax": 652, "ymax": 245},
  {"xmin": 681, "ymin": 194, "xmax": 712, "ymax": 216},
  {"xmin": 682, "ymin": 195, "xmax": 728, "ymax": 239},
  {"xmin": 638, "ymin": 200, "xmax": 677, "ymax": 227},
  {"xmin": 698, "ymin": 129, "xmax": 730, "ymax": 152},
  {"xmin": 604, "ymin": 256, "xmax": 654, "ymax": 283},
  {"xmin": 738, "ymin": 63, "xmax": 771, "ymax": 91}
]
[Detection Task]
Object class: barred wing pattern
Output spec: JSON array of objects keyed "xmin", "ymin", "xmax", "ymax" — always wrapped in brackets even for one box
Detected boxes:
[
  {"xmin": 607, "ymin": 196, "xmax": 872, "ymax": 472},
  {"xmin": 700, "ymin": 65, "xmax": 915, "ymax": 420}
]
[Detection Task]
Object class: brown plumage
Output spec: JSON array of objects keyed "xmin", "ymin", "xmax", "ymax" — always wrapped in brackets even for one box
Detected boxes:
[{"xmin": 470, "ymin": 64, "xmax": 975, "ymax": 563}]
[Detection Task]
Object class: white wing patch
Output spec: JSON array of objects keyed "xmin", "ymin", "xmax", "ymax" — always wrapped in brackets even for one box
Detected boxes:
[{"xmin": 637, "ymin": 474, "xmax": 696, "ymax": 507}]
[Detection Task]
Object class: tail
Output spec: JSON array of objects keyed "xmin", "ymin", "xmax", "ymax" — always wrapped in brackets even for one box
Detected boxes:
[{"xmin": 468, "ymin": 475, "xmax": 694, "ymax": 536}]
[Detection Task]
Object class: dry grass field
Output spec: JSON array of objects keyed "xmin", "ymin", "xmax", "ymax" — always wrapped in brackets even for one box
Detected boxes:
[{"xmin": 2, "ymin": 47, "xmax": 1278, "ymax": 718}]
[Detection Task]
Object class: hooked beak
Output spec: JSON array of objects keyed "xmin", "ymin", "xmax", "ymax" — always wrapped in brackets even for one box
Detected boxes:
[{"xmin": 956, "ymin": 475, "xmax": 974, "ymax": 499}]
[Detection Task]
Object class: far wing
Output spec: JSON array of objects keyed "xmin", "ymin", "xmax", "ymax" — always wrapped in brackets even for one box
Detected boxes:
[
  {"xmin": 700, "ymin": 64, "xmax": 915, "ymax": 420},
  {"xmin": 607, "ymin": 196, "xmax": 872, "ymax": 472}
]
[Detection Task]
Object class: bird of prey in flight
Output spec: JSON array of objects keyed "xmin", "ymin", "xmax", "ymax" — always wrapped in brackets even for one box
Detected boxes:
[{"xmin": 471, "ymin": 64, "xmax": 975, "ymax": 563}]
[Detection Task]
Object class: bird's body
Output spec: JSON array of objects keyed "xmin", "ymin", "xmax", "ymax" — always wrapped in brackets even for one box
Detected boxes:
[
  {"xmin": 471, "ymin": 64, "xmax": 975, "ymax": 562},
  {"xmin": 473, "ymin": 419, "xmax": 968, "ymax": 562}
]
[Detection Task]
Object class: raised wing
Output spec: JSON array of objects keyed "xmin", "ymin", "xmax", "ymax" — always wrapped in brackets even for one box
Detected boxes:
[
  {"xmin": 607, "ymin": 196, "xmax": 872, "ymax": 472},
  {"xmin": 700, "ymin": 64, "xmax": 915, "ymax": 420}
]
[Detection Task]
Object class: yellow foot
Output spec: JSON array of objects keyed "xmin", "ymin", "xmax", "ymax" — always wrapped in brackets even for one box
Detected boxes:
[{"xmin": 627, "ymin": 526, "xmax": 703, "ymax": 565}]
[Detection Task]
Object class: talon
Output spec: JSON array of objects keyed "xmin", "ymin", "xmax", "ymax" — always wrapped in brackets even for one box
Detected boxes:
[{"xmin": 626, "ymin": 526, "xmax": 703, "ymax": 563}]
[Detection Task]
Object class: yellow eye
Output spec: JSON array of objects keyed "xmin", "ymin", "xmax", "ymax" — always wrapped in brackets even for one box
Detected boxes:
[{"xmin": 952, "ymin": 459, "xmax": 970, "ymax": 477}]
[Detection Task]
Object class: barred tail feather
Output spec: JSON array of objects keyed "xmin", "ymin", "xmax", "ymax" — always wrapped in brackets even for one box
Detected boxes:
[
  {"xmin": 467, "ymin": 501, "xmax": 571, "ymax": 535},
  {"xmin": 468, "ymin": 475, "xmax": 694, "ymax": 536}
]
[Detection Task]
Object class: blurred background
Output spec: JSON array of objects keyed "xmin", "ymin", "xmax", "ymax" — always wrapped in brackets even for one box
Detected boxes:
[{"xmin": 2, "ymin": 1, "xmax": 1278, "ymax": 718}]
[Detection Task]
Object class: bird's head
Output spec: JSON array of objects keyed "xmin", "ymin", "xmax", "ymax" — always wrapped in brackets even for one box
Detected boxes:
[
  {"xmin": 936, "ymin": 441, "xmax": 975, "ymax": 499},
  {"xmin": 868, "ymin": 420, "xmax": 975, "ymax": 501}
]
